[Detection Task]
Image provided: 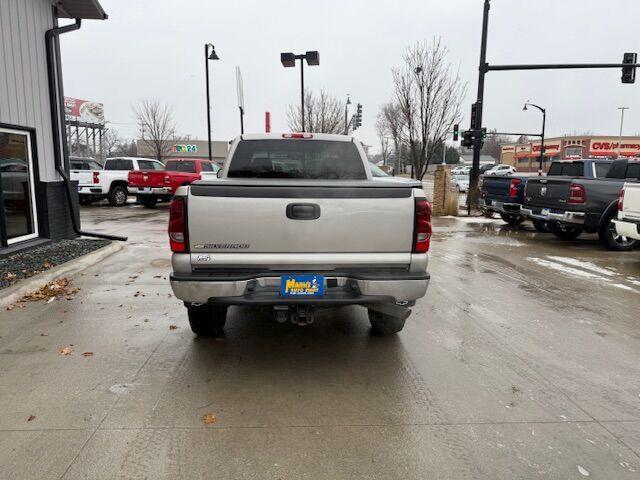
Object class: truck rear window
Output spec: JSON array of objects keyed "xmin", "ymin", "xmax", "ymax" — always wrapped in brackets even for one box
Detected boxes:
[
  {"xmin": 547, "ymin": 161, "xmax": 583, "ymax": 177},
  {"xmin": 227, "ymin": 140, "xmax": 366, "ymax": 179},
  {"xmin": 165, "ymin": 161, "xmax": 196, "ymax": 173}
]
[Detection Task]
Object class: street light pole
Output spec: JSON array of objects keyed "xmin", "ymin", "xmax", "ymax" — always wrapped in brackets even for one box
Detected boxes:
[
  {"xmin": 280, "ymin": 51, "xmax": 320, "ymax": 133},
  {"xmin": 524, "ymin": 102, "xmax": 546, "ymax": 174},
  {"xmin": 204, "ymin": 44, "xmax": 220, "ymax": 163},
  {"xmin": 618, "ymin": 107, "xmax": 629, "ymax": 158},
  {"xmin": 344, "ymin": 95, "xmax": 351, "ymax": 135}
]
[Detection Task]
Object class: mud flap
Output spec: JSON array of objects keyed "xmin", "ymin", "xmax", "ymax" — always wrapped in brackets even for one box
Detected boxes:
[{"xmin": 365, "ymin": 302, "xmax": 412, "ymax": 320}]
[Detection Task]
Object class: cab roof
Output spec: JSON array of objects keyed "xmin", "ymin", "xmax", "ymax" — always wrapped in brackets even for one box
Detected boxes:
[{"xmin": 238, "ymin": 133, "xmax": 355, "ymax": 142}]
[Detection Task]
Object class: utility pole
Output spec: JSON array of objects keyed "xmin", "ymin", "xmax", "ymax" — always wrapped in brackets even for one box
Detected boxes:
[{"xmin": 618, "ymin": 107, "xmax": 629, "ymax": 158}]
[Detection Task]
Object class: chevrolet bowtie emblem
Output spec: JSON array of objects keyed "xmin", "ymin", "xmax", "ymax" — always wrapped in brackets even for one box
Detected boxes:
[{"xmin": 540, "ymin": 186, "xmax": 547, "ymax": 196}]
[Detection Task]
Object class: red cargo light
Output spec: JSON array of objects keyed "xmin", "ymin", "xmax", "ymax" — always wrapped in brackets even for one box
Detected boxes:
[
  {"xmin": 509, "ymin": 178, "xmax": 522, "ymax": 198},
  {"xmin": 413, "ymin": 198, "xmax": 432, "ymax": 253},
  {"xmin": 282, "ymin": 133, "xmax": 313, "ymax": 139},
  {"xmin": 168, "ymin": 197, "xmax": 187, "ymax": 252},
  {"xmin": 165, "ymin": 175, "xmax": 171, "ymax": 185},
  {"xmin": 619, "ymin": 187, "xmax": 625, "ymax": 211},
  {"xmin": 568, "ymin": 183, "xmax": 586, "ymax": 204},
  {"xmin": 92, "ymin": 171, "xmax": 99, "ymax": 184}
]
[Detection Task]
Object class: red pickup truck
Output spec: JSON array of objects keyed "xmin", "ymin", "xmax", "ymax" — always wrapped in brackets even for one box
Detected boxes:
[{"xmin": 128, "ymin": 159, "xmax": 220, "ymax": 207}]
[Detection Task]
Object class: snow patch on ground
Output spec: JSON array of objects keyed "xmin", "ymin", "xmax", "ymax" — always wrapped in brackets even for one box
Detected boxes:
[
  {"xmin": 546, "ymin": 256, "xmax": 617, "ymax": 277},
  {"xmin": 527, "ymin": 258, "xmax": 605, "ymax": 280}
]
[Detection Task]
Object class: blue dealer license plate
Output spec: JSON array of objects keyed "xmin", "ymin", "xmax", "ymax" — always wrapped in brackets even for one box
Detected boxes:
[{"xmin": 280, "ymin": 275, "xmax": 324, "ymax": 297}]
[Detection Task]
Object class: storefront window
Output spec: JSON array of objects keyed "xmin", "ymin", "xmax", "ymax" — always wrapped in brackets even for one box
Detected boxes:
[{"xmin": 0, "ymin": 128, "xmax": 38, "ymax": 244}]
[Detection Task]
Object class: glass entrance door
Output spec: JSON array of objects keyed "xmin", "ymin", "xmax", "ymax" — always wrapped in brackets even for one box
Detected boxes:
[{"xmin": 0, "ymin": 127, "xmax": 39, "ymax": 245}]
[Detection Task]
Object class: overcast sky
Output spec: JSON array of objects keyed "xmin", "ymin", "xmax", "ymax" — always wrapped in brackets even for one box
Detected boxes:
[{"xmin": 60, "ymin": 0, "xmax": 640, "ymax": 153}]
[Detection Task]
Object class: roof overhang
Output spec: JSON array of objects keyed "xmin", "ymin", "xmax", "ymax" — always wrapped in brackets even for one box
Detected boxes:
[{"xmin": 53, "ymin": 0, "xmax": 108, "ymax": 20}]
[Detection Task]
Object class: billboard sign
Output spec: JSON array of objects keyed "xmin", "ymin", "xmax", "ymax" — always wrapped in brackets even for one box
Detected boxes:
[
  {"xmin": 64, "ymin": 97, "xmax": 105, "ymax": 125},
  {"xmin": 590, "ymin": 138, "xmax": 640, "ymax": 157}
]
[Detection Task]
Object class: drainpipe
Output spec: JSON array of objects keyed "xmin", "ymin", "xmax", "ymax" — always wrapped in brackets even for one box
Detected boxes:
[{"xmin": 45, "ymin": 19, "xmax": 127, "ymax": 242}]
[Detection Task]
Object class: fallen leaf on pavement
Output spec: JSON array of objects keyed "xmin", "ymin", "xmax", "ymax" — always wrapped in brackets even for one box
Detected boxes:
[
  {"xmin": 202, "ymin": 413, "xmax": 216, "ymax": 425},
  {"xmin": 169, "ymin": 325, "xmax": 178, "ymax": 330},
  {"xmin": 82, "ymin": 352, "xmax": 93, "ymax": 357},
  {"xmin": 6, "ymin": 304, "xmax": 14, "ymax": 311},
  {"xmin": 20, "ymin": 278, "xmax": 80, "ymax": 303},
  {"xmin": 27, "ymin": 415, "xmax": 36, "ymax": 422},
  {"xmin": 58, "ymin": 346, "xmax": 73, "ymax": 356}
]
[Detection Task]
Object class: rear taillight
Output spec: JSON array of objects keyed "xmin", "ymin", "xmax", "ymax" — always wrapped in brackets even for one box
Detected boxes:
[
  {"xmin": 92, "ymin": 171, "xmax": 99, "ymax": 184},
  {"xmin": 168, "ymin": 197, "xmax": 187, "ymax": 252},
  {"xmin": 619, "ymin": 187, "xmax": 625, "ymax": 211},
  {"xmin": 568, "ymin": 183, "xmax": 586, "ymax": 204},
  {"xmin": 509, "ymin": 178, "xmax": 522, "ymax": 198},
  {"xmin": 165, "ymin": 175, "xmax": 171, "ymax": 185},
  {"xmin": 413, "ymin": 198, "xmax": 432, "ymax": 253}
]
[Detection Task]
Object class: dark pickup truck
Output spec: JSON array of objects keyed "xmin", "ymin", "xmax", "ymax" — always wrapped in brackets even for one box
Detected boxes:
[
  {"xmin": 481, "ymin": 159, "xmax": 613, "ymax": 231},
  {"xmin": 522, "ymin": 158, "xmax": 640, "ymax": 250}
]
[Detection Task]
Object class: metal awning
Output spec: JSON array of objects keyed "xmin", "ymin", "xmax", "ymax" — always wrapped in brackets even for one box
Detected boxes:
[{"xmin": 53, "ymin": 0, "xmax": 108, "ymax": 20}]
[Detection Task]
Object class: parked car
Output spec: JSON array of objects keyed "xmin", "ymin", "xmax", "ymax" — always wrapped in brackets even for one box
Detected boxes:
[
  {"xmin": 128, "ymin": 159, "xmax": 219, "ymax": 207},
  {"xmin": 451, "ymin": 174, "xmax": 469, "ymax": 192},
  {"xmin": 485, "ymin": 164, "xmax": 517, "ymax": 176},
  {"xmin": 482, "ymin": 159, "xmax": 614, "ymax": 229},
  {"xmin": 168, "ymin": 133, "xmax": 431, "ymax": 336},
  {"xmin": 613, "ymin": 182, "xmax": 640, "ymax": 241},
  {"xmin": 451, "ymin": 165, "xmax": 471, "ymax": 175},
  {"xmin": 522, "ymin": 158, "xmax": 640, "ymax": 250},
  {"xmin": 72, "ymin": 157, "xmax": 163, "ymax": 206}
]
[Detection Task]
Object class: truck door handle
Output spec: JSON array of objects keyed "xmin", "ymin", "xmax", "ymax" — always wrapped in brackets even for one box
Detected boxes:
[{"xmin": 286, "ymin": 203, "xmax": 321, "ymax": 220}]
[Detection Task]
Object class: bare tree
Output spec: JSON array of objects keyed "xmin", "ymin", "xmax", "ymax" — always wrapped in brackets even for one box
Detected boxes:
[
  {"xmin": 375, "ymin": 114, "xmax": 391, "ymax": 165},
  {"xmin": 287, "ymin": 89, "xmax": 345, "ymax": 134},
  {"xmin": 133, "ymin": 99, "xmax": 179, "ymax": 161},
  {"xmin": 392, "ymin": 38, "xmax": 466, "ymax": 180},
  {"xmin": 379, "ymin": 102, "xmax": 405, "ymax": 174},
  {"xmin": 481, "ymin": 129, "xmax": 510, "ymax": 160},
  {"xmin": 103, "ymin": 129, "xmax": 122, "ymax": 158}
]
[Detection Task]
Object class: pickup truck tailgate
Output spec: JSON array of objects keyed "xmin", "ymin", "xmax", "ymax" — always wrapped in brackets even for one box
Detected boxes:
[
  {"xmin": 525, "ymin": 178, "xmax": 572, "ymax": 209},
  {"xmin": 129, "ymin": 170, "xmax": 167, "ymax": 188},
  {"xmin": 187, "ymin": 180, "xmax": 417, "ymax": 259},
  {"xmin": 622, "ymin": 184, "xmax": 640, "ymax": 220}
]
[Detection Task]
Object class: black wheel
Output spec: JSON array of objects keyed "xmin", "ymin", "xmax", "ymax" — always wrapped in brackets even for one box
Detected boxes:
[
  {"xmin": 368, "ymin": 309, "xmax": 406, "ymax": 335},
  {"xmin": 482, "ymin": 209, "xmax": 494, "ymax": 219},
  {"xmin": 79, "ymin": 196, "xmax": 92, "ymax": 206},
  {"xmin": 500, "ymin": 213, "xmax": 525, "ymax": 226},
  {"xmin": 549, "ymin": 222, "xmax": 583, "ymax": 240},
  {"xmin": 532, "ymin": 219, "xmax": 551, "ymax": 233},
  {"xmin": 186, "ymin": 304, "xmax": 227, "ymax": 337},
  {"xmin": 139, "ymin": 196, "xmax": 157, "ymax": 208},
  {"xmin": 108, "ymin": 185, "xmax": 128, "ymax": 207},
  {"xmin": 598, "ymin": 216, "xmax": 638, "ymax": 251}
]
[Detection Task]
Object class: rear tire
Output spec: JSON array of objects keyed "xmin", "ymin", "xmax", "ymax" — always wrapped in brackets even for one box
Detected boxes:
[
  {"xmin": 549, "ymin": 222, "xmax": 583, "ymax": 240},
  {"xmin": 187, "ymin": 304, "xmax": 227, "ymax": 337},
  {"xmin": 500, "ymin": 213, "xmax": 525, "ymax": 226},
  {"xmin": 598, "ymin": 216, "xmax": 638, "ymax": 251},
  {"xmin": 139, "ymin": 196, "xmax": 158, "ymax": 208},
  {"xmin": 79, "ymin": 196, "xmax": 92, "ymax": 206},
  {"xmin": 108, "ymin": 185, "xmax": 128, "ymax": 207},
  {"xmin": 368, "ymin": 309, "xmax": 406, "ymax": 335},
  {"xmin": 532, "ymin": 219, "xmax": 551, "ymax": 233}
]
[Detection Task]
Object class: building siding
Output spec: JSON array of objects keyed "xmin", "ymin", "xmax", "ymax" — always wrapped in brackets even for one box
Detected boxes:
[{"xmin": 0, "ymin": 0, "xmax": 58, "ymax": 182}]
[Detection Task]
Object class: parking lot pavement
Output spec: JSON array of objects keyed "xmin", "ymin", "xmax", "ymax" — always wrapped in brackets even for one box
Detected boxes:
[{"xmin": 1, "ymin": 204, "xmax": 639, "ymax": 479}]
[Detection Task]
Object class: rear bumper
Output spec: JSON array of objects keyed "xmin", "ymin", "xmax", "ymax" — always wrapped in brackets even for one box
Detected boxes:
[
  {"xmin": 521, "ymin": 207, "xmax": 586, "ymax": 225},
  {"xmin": 78, "ymin": 186, "xmax": 104, "ymax": 195},
  {"xmin": 483, "ymin": 199, "xmax": 522, "ymax": 215},
  {"xmin": 170, "ymin": 270, "xmax": 430, "ymax": 306},
  {"xmin": 613, "ymin": 219, "xmax": 640, "ymax": 240},
  {"xmin": 128, "ymin": 186, "xmax": 172, "ymax": 195}
]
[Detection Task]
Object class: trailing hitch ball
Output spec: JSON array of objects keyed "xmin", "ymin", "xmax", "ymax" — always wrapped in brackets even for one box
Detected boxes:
[{"xmin": 273, "ymin": 306, "xmax": 315, "ymax": 326}]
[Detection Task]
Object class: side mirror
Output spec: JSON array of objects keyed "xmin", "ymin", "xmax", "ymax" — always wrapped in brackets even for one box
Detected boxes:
[{"xmin": 216, "ymin": 168, "xmax": 223, "ymax": 179}]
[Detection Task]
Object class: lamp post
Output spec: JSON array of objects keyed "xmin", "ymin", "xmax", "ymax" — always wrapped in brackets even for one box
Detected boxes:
[
  {"xmin": 523, "ymin": 102, "xmax": 546, "ymax": 174},
  {"xmin": 617, "ymin": 107, "xmax": 629, "ymax": 158},
  {"xmin": 344, "ymin": 94, "xmax": 351, "ymax": 135},
  {"xmin": 205, "ymin": 44, "xmax": 220, "ymax": 162},
  {"xmin": 280, "ymin": 51, "xmax": 320, "ymax": 132}
]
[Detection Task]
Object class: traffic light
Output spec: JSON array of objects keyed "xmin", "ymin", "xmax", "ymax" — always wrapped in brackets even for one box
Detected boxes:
[
  {"xmin": 622, "ymin": 52, "xmax": 637, "ymax": 84},
  {"xmin": 453, "ymin": 124, "xmax": 459, "ymax": 141},
  {"xmin": 481, "ymin": 127, "xmax": 487, "ymax": 140},
  {"xmin": 354, "ymin": 103, "xmax": 363, "ymax": 129},
  {"xmin": 461, "ymin": 130, "xmax": 473, "ymax": 148},
  {"xmin": 470, "ymin": 103, "xmax": 479, "ymax": 130}
]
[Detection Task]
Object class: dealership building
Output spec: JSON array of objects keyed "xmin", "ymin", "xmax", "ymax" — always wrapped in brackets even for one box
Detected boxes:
[
  {"xmin": 136, "ymin": 139, "xmax": 229, "ymax": 165},
  {"xmin": 500, "ymin": 135, "xmax": 640, "ymax": 172},
  {"xmin": 0, "ymin": 0, "xmax": 107, "ymax": 253}
]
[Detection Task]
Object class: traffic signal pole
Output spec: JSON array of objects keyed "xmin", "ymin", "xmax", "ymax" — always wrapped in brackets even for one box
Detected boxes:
[
  {"xmin": 466, "ymin": 0, "xmax": 638, "ymax": 215},
  {"xmin": 468, "ymin": 0, "xmax": 491, "ymax": 215}
]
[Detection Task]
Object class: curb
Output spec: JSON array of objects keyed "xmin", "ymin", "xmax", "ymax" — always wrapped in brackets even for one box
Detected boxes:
[{"xmin": 0, "ymin": 241, "xmax": 123, "ymax": 307}]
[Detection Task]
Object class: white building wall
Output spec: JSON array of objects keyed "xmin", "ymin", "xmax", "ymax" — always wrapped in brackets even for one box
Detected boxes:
[{"xmin": 0, "ymin": 0, "xmax": 58, "ymax": 181}]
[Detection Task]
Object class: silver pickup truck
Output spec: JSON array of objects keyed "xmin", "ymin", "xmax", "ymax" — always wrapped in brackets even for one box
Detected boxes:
[{"xmin": 168, "ymin": 133, "xmax": 431, "ymax": 336}]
